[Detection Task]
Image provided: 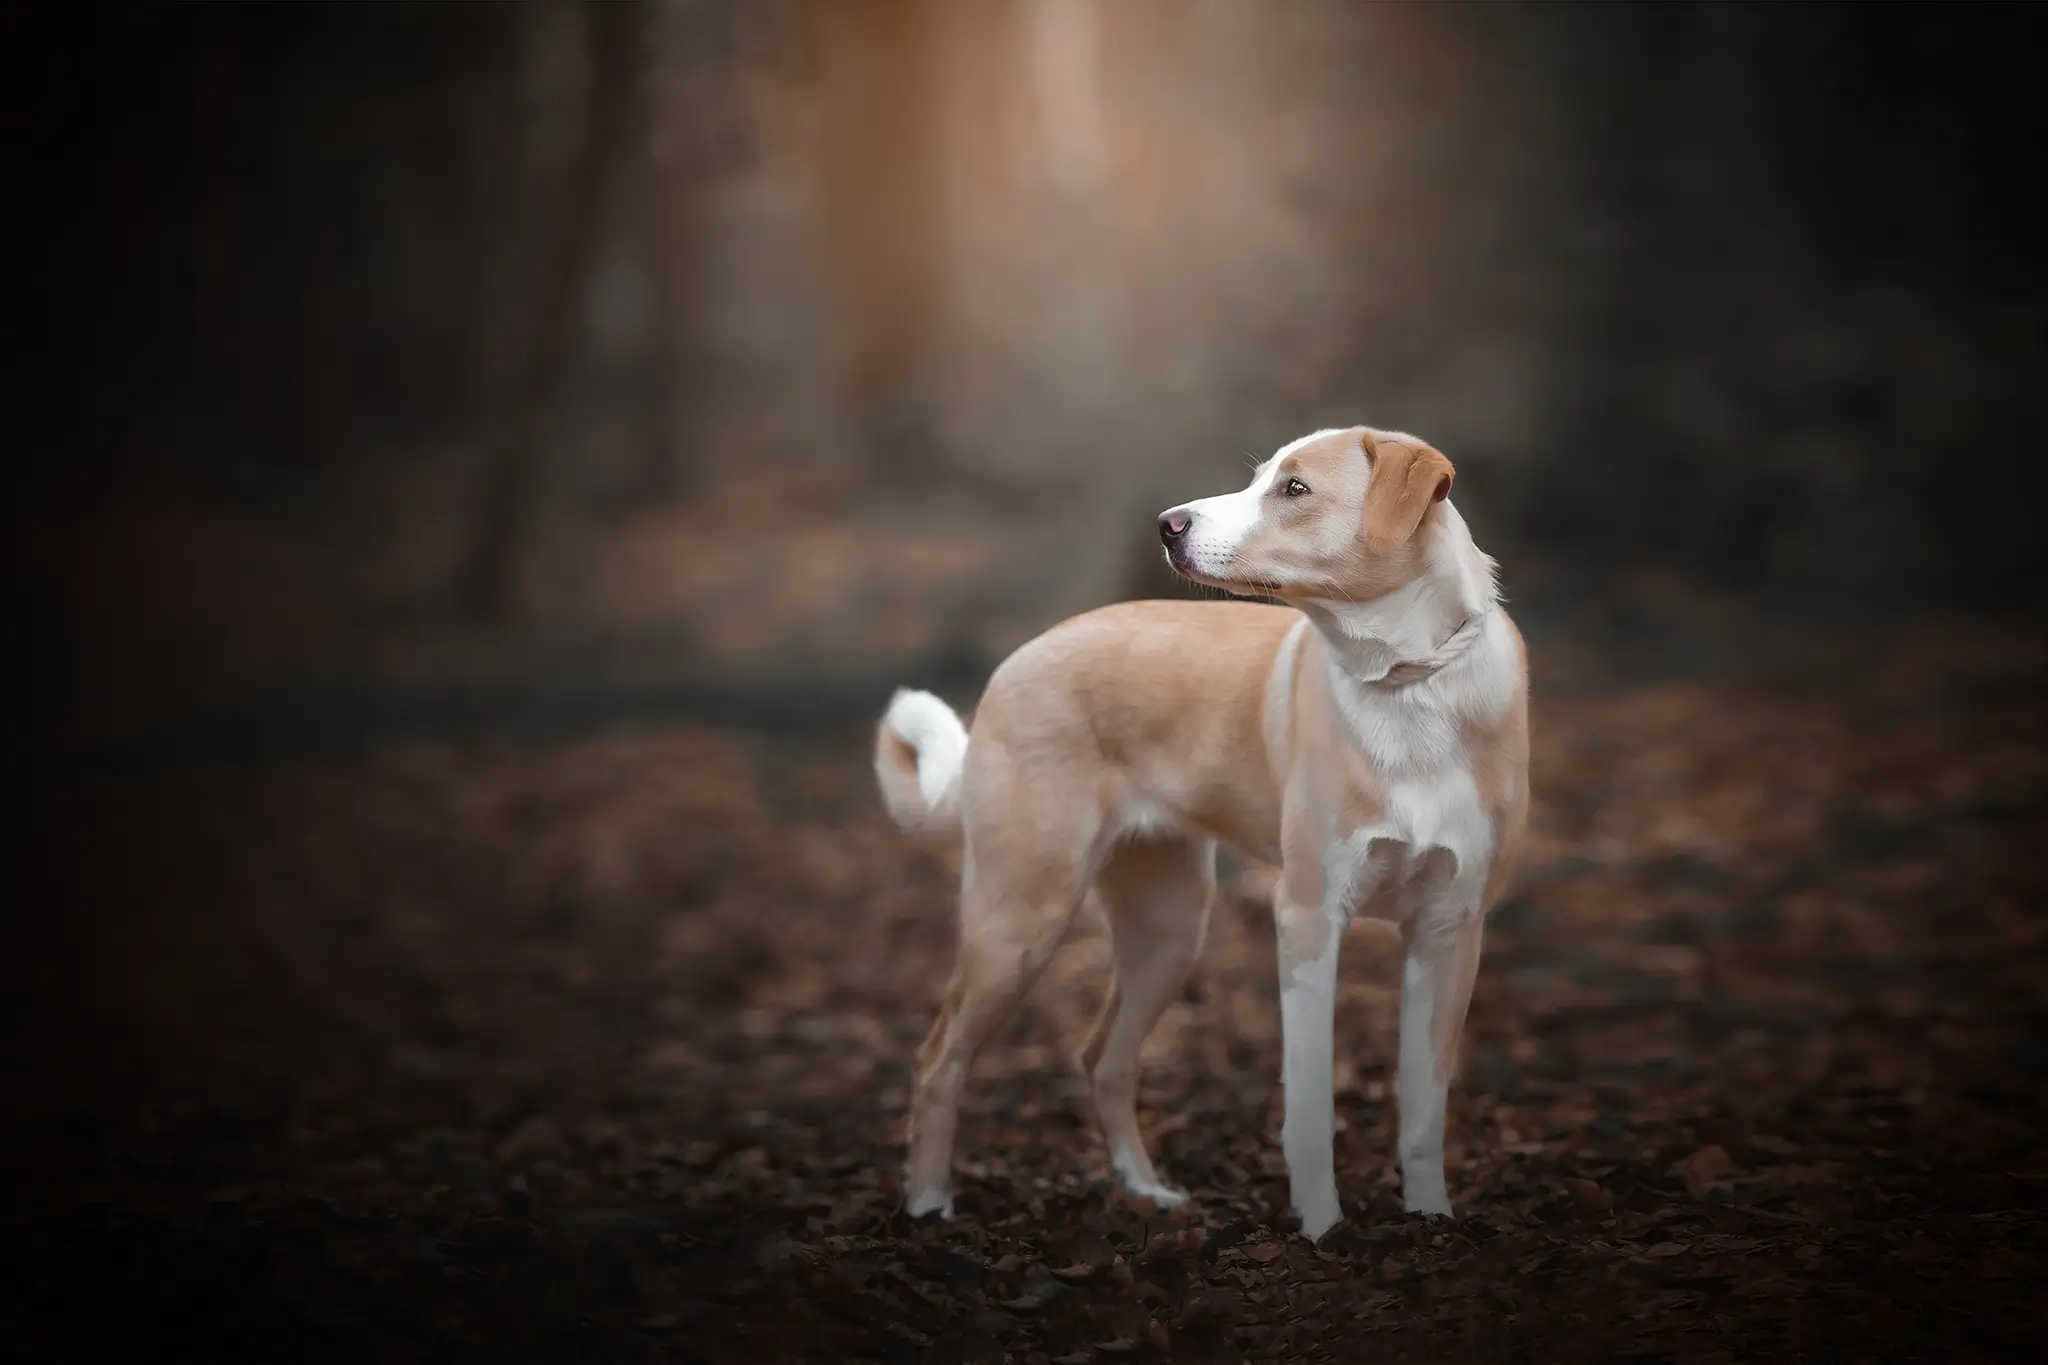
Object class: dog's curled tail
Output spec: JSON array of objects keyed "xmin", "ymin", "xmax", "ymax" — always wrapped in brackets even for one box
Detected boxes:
[{"xmin": 875, "ymin": 688, "xmax": 968, "ymax": 846}]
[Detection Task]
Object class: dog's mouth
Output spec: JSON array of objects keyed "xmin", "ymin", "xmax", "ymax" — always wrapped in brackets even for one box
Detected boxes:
[{"xmin": 1163, "ymin": 548, "xmax": 1286, "ymax": 597}]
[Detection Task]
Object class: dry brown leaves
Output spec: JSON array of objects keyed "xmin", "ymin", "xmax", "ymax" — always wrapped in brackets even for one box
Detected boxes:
[{"xmin": 10, "ymin": 626, "xmax": 2047, "ymax": 1362}]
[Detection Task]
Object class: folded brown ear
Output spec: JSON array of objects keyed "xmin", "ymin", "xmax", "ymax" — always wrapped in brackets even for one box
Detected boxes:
[{"xmin": 1362, "ymin": 438, "xmax": 1455, "ymax": 554}]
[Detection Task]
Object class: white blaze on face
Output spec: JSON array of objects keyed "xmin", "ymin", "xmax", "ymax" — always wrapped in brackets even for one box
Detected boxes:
[
  {"xmin": 1176, "ymin": 461, "xmax": 1276, "ymax": 573},
  {"xmin": 1174, "ymin": 429, "xmax": 1342, "ymax": 579}
]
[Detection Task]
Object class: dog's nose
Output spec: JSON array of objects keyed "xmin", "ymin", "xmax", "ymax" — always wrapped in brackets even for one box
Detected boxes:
[{"xmin": 1158, "ymin": 509, "xmax": 1192, "ymax": 544}]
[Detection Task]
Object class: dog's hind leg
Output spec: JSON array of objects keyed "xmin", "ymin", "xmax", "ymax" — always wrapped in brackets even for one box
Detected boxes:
[
  {"xmin": 903, "ymin": 841, "xmax": 1086, "ymax": 1219},
  {"xmin": 1077, "ymin": 834, "xmax": 1214, "ymax": 1207}
]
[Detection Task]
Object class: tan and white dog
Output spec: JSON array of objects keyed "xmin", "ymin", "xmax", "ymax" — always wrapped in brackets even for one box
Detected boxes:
[{"xmin": 874, "ymin": 426, "xmax": 1528, "ymax": 1238}]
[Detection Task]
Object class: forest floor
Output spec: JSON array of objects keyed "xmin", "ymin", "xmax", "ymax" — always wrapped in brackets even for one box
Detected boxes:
[{"xmin": 10, "ymin": 612, "xmax": 2048, "ymax": 1363}]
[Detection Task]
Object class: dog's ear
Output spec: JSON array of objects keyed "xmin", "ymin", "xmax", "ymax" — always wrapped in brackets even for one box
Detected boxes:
[{"xmin": 1361, "ymin": 432, "xmax": 1454, "ymax": 554}]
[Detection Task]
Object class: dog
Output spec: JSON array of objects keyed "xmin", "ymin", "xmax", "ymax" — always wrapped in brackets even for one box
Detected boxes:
[{"xmin": 873, "ymin": 426, "xmax": 1528, "ymax": 1238}]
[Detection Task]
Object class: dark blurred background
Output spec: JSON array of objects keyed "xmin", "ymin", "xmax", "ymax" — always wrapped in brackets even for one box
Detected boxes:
[
  {"xmin": 9, "ymin": 4, "xmax": 2048, "ymax": 1361},
  {"xmin": 15, "ymin": 0, "xmax": 2048, "ymax": 757}
]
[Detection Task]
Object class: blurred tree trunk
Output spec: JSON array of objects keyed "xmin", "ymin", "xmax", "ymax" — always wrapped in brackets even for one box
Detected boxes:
[
  {"xmin": 466, "ymin": 0, "xmax": 697, "ymax": 618},
  {"xmin": 633, "ymin": 1, "xmax": 705, "ymax": 504},
  {"xmin": 636, "ymin": 159, "xmax": 696, "ymax": 501},
  {"xmin": 805, "ymin": 0, "xmax": 951, "ymax": 481}
]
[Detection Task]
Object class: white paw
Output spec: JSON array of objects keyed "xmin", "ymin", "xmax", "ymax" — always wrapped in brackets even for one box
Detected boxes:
[
  {"xmin": 1295, "ymin": 1197, "xmax": 1343, "ymax": 1241},
  {"xmin": 904, "ymin": 1187, "xmax": 954, "ymax": 1220},
  {"xmin": 1403, "ymin": 1186, "xmax": 1452, "ymax": 1218},
  {"xmin": 1110, "ymin": 1151, "xmax": 1190, "ymax": 1208},
  {"xmin": 1121, "ymin": 1177, "xmax": 1190, "ymax": 1209}
]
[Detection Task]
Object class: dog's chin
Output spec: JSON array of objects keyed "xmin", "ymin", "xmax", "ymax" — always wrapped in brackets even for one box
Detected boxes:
[{"xmin": 1166, "ymin": 555, "xmax": 1287, "ymax": 598}]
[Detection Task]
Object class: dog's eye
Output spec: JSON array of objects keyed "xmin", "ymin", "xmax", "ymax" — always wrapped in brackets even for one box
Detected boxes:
[{"xmin": 1284, "ymin": 478, "xmax": 1310, "ymax": 497}]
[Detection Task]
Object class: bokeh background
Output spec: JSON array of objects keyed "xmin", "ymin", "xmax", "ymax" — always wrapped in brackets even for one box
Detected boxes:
[
  {"xmin": 23, "ymin": 0, "xmax": 2048, "ymax": 748},
  {"xmin": 11, "ymin": 3, "xmax": 2048, "ymax": 1361}
]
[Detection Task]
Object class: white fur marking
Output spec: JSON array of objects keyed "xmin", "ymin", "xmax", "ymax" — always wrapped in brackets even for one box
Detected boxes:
[
  {"xmin": 1113, "ymin": 796, "xmax": 1180, "ymax": 843},
  {"xmin": 904, "ymin": 1187, "xmax": 954, "ymax": 1219},
  {"xmin": 885, "ymin": 689, "xmax": 969, "ymax": 807},
  {"xmin": 1397, "ymin": 947, "xmax": 1452, "ymax": 1215},
  {"xmin": 1178, "ymin": 429, "xmax": 1345, "ymax": 581},
  {"xmin": 1298, "ymin": 500, "xmax": 1503, "ymax": 690},
  {"xmin": 1279, "ymin": 910, "xmax": 1345, "ymax": 1239},
  {"xmin": 1111, "ymin": 1150, "xmax": 1189, "ymax": 1206}
]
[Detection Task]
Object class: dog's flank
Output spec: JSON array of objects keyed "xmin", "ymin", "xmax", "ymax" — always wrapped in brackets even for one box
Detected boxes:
[{"xmin": 876, "ymin": 426, "xmax": 1529, "ymax": 1240}]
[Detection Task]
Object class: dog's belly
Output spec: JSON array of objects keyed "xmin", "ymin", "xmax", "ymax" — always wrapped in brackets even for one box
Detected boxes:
[{"xmin": 1108, "ymin": 791, "xmax": 1284, "ymax": 866}]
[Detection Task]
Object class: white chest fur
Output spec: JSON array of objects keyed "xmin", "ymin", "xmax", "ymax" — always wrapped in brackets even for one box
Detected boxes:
[{"xmin": 1319, "ymin": 611, "xmax": 1516, "ymax": 926}]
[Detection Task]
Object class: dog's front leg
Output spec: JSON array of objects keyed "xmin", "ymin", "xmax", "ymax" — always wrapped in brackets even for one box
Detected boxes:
[
  {"xmin": 1397, "ymin": 899, "xmax": 1484, "ymax": 1217},
  {"xmin": 1275, "ymin": 898, "xmax": 1347, "ymax": 1239}
]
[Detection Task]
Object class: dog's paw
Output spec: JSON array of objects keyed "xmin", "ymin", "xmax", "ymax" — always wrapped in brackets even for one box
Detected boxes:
[
  {"xmin": 1110, "ymin": 1152, "xmax": 1192, "ymax": 1210},
  {"xmin": 1295, "ymin": 1200, "xmax": 1344, "ymax": 1242},
  {"xmin": 1401, "ymin": 1169, "xmax": 1452, "ymax": 1218},
  {"xmin": 1119, "ymin": 1177, "xmax": 1191, "ymax": 1210},
  {"xmin": 904, "ymin": 1188, "xmax": 954, "ymax": 1221}
]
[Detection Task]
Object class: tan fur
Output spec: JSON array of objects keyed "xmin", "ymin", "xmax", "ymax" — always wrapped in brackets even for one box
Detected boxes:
[
  {"xmin": 1181, "ymin": 427, "xmax": 1450, "ymax": 601},
  {"xmin": 882, "ymin": 426, "xmax": 1528, "ymax": 1232},
  {"xmin": 1361, "ymin": 431, "xmax": 1455, "ymax": 554}
]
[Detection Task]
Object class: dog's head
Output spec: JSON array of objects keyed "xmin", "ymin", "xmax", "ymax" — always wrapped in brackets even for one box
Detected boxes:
[{"xmin": 1157, "ymin": 427, "xmax": 1453, "ymax": 601}]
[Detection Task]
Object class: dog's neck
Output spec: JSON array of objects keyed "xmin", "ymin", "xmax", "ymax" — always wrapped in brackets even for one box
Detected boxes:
[{"xmin": 1296, "ymin": 503, "xmax": 1499, "ymax": 689}]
